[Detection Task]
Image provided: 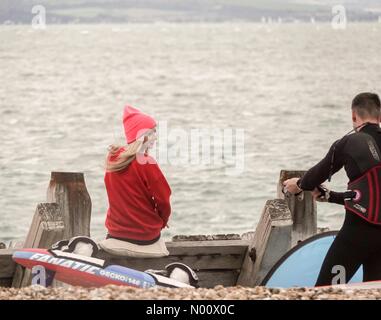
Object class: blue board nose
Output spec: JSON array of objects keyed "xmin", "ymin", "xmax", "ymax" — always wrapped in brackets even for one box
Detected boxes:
[{"xmin": 262, "ymin": 232, "xmax": 363, "ymax": 288}]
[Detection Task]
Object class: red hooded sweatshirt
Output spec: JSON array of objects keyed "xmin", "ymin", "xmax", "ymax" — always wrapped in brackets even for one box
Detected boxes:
[{"xmin": 104, "ymin": 150, "xmax": 172, "ymax": 241}]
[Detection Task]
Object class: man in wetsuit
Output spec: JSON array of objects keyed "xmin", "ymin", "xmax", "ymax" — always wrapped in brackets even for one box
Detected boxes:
[{"xmin": 283, "ymin": 92, "xmax": 381, "ymax": 286}]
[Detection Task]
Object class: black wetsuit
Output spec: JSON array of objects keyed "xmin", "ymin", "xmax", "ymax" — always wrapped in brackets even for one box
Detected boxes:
[{"xmin": 299, "ymin": 123, "xmax": 381, "ymax": 286}]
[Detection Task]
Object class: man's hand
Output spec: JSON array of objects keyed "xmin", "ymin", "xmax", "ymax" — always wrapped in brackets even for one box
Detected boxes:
[
  {"xmin": 311, "ymin": 185, "xmax": 330, "ymax": 202},
  {"xmin": 283, "ymin": 177, "xmax": 302, "ymax": 194},
  {"xmin": 311, "ymin": 188, "xmax": 322, "ymax": 201}
]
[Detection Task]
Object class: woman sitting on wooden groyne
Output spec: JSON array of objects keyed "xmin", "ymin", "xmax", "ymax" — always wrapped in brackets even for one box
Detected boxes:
[{"xmin": 100, "ymin": 105, "xmax": 172, "ymax": 258}]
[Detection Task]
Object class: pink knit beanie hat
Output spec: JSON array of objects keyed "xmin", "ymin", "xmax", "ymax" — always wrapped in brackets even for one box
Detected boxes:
[{"xmin": 123, "ymin": 105, "xmax": 156, "ymax": 144}]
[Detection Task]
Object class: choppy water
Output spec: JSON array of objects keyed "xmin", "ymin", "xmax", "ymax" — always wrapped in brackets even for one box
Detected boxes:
[{"xmin": 1, "ymin": 23, "xmax": 381, "ymax": 243}]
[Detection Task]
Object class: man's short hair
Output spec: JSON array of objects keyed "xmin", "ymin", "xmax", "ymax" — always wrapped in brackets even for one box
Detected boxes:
[{"xmin": 352, "ymin": 92, "xmax": 381, "ymax": 119}]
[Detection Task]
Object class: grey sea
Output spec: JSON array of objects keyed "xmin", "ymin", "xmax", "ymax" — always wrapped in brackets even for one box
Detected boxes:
[{"xmin": 1, "ymin": 23, "xmax": 381, "ymax": 243}]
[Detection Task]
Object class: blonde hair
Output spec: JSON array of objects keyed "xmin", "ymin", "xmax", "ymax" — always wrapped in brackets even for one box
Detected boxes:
[
  {"xmin": 106, "ymin": 128, "xmax": 157, "ymax": 172},
  {"xmin": 105, "ymin": 140, "xmax": 144, "ymax": 172}
]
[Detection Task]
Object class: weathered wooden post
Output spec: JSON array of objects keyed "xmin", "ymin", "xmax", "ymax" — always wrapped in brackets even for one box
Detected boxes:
[
  {"xmin": 11, "ymin": 172, "xmax": 92, "ymax": 288},
  {"xmin": 0, "ymin": 249, "xmax": 16, "ymax": 287},
  {"xmin": 237, "ymin": 199, "xmax": 293, "ymax": 286},
  {"xmin": 277, "ymin": 170, "xmax": 317, "ymax": 246},
  {"xmin": 47, "ymin": 172, "xmax": 92, "ymax": 238},
  {"xmin": 12, "ymin": 203, "xmax": 64, "ymax": 288}
]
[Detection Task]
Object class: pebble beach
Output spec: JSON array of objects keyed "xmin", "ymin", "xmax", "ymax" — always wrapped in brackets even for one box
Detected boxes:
[{"xmin": 1, "ymin": 285, "xmax": 381, "ymax": 300}]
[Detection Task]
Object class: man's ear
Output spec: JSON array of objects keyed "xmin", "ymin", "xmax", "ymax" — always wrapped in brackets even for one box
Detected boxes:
[{"xmin": 352, "ymin": 109, "xmax": 357, "ymax": 123}]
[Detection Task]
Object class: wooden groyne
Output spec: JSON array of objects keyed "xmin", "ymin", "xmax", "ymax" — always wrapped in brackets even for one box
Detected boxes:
[{"xmin": 0, "ymin": 170, "xmax": 320, "ymax": 288}]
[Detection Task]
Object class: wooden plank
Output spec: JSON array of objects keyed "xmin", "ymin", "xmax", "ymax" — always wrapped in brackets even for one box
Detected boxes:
[
  {"xmin": 0, "ymin": 278, "xmax": 12, "ymax": 287},
  {"xmin": 167, "ymin": 240, "xmax": 249, "ymax": 256},
  {"xmin": 277, "ymin": 170, "xmax": 317, "ymax": 246},
  {"xmin": 0, "ymin": 249, "xmax": 16, "ymax": 278},
  {"xmin": 8, "ymin": 240, "xmax": 25, "ymax": 249},
  {"xmin": 237, "ymin": 199, "xmax": 292, "ymax": 287},
  {"xmin": 47, "ymin": 172, "xmax": 92, "ymax": 238},
  {"xmin": 98, "ymin": 253, "xmax": 244, "ymax": 271},
  {"xmin": 29, "ymin": 204, "xmax": 64, "ymax": 248},
  {"xmin": 11, "ymin": 214, "xmax": 39, "ymax": 288},
  {"xmin": 36, "ymin": 222, "xmax": 65, "ymax": 249},
  {"xmin": 0, "ymin": 249, "xmax": 15, "ymax": 255},
  {"xmin": 97, "ymin": 240, "xmax": 249, "ymax": 271},
  {"xmin": 11, "ymin": 266, "xmax": 24, "ymax": 289},
  {"xmin": 21, "ymin": 203, "xmax": 64, "ymax": 287},
  {"xmin": 12, "ymin": 203, "xmax": 64, "ymax": 288},
  {"xmin": 24, "ymin": 207, "xmax": 42, "ymax": 248},
  {"xmin": 197, "ymin": 270, "xmax": 240, "ymax": 288},
  {"xmin": 172, "ymin": 234, "xmax": 241, "ymax": 241}
]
